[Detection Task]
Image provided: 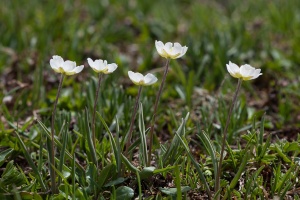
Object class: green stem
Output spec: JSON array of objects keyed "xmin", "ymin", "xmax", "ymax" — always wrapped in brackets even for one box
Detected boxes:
[
  {"xmin": 124, "ymin": 85, "xmax": 143, "ymax": 157},
  {"xmin": 50, "ymin": 73, "xmax": 64, "ymax": 194},
  {"xmin": 92, "ymin": 73, "xmax": 103, "ymax": 148},
  {"xmin": 215, "ymin": 78, "xmax": 242, "ymax": 199},
  {"xmin": 148, "ymin": 58, "xmax": 170, "ymax": 166}
]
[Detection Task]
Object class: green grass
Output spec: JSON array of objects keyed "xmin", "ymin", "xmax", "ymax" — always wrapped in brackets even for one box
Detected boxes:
[{"xmin": 1, "ymin": 0, "xmax": 300, "ymax": 199}]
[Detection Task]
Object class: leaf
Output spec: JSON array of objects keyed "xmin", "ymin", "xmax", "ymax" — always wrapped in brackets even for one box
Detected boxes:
[
  {"xmin": 197, "ymin": 129, "xmax": 218, "ymax": 185},
  {"xmin": 284, "ymin": 142, "xmax": 300, "ymax": 152},
  {"xmin": 153, "ymin": 166, "xmax": 175, "ymax": 174},
  {"xmin": 139, "ymin": 166, "xmax": 155, "ymax": 180},
  {"xmin": 115, "ymin": 186, "xmax": 134, "ymax": 200},
  {"xmin": 138, "ymin": 102, "xmax": 148, "ymax": 166},
  {"xmin": 0, "ymin": 160, "xmax": 26, "ymax": 188},
  {"xmin": 85, "ymin": 162, "xmax": 99, "ymax": 194},
  {"xmin": 104, "ymin": 177, "xmax": 126, "ymax": 187},
  {"xmin": 97, "ymin": 112, "xmax": 121, "ymax": 173},
  {"xmin": 163, "ymin": 113, "xmax": 189, "ymax": 166},
  {"xmin": 0, "ymin": 148, "xmax": 13, "ymax": 167},
  {"xmin": 98, "ymin": 164, "xmax": 116, "ymax": 188},
  {"xmin": 274, "ymin": 144, "xmax": 292, "ymax": 163},
  {"xmin": 36, "ymin": 120, "xmax": 85, "ymax": 172},
  {"xmin": 121, "ymin": 154, "xmax": 140, "ymax": 173},
  {"xmin": 15, "ymin": 132, "xmax": 47, "ymax": 191},
  {"xmin": 175, "ymin": 120, "xmax": 211, "ymax": 199},
  {"xmin": 159, "ymin": 186, "xmax": 191, "ymax": 196}
]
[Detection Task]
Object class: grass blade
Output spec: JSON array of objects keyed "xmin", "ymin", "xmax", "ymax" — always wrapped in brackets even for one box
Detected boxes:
[
  {"xmin": 97, "ymin": 112, "xmax": 121, "ymax": 173},
  {"xmin": 84, "ymin": 108, "xmax": 97, "ymax": 165},
  {"xmin": 58, "ymin": 122, "xmax": 69, "ymax": 186},
  {"xmin": 138, "ymin": 102, "xmax": 148, "ymax": 166},
  {"xmin": 197, "ymin": 128, "xmax": 218, "ymax": 188},
  {"xmin": 175, "ymin": 119, "xmax": 211, "ymax": 199},
  {"xmin": 15, "ymin": 131, "xmax": 47, "ymax": 192},
  {"xmin": 36, "ymin": 119, "xmax": 85, "ymax": 172}
]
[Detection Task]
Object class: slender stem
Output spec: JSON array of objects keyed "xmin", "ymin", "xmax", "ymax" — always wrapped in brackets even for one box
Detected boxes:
[
  {"xmin": 50, "ymin": 73, "xmax": 64, "ymax": 194},
  {"xmin": 147, "ymin": 58, "xmax": 170, "ymax": 166},
  {"xmin": 124, "ymin": 85, "xmax": 143, "ymax": 157},
  {"xmin": 92, "ymin": 73, "xmax": 103, "ymax": 148},
  {"xmin": 215, "ymin": 78, "xmax": 242, "ymax": 199}
]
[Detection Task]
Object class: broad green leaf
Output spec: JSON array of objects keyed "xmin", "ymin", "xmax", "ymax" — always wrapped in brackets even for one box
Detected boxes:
[
  {"xmin": 139, "ymin": 166, "xmax": 156, "ymax": 180},
  {"xmin": 159, "ymin": 186, "xmax": 191, "ymax": 196},
  {"xmin": 116, "ymin": 186, "xmax": 134, "ymax": 200},
  {"xmin": 98, "ymin": 164, "xmax": 116, "ymax": 188},
  {"xmin": 104, "ymin": 177, "xmax": 126, "ymax": 187}
]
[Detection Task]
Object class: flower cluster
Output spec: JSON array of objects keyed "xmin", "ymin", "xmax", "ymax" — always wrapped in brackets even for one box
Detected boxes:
[{"xmin": 49, "ymin": 40, "xmax": 190, "ymax": 82}]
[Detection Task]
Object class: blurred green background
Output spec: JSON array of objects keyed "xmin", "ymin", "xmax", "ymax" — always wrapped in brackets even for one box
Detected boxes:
[{"xmin": 1, "ymin": 0, "xmax": 300, "ymax": 129}]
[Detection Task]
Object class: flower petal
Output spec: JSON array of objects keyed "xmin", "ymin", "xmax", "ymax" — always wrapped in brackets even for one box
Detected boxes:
[
  {"xmin": 63, "ymin": 61, "xmax": 76, "ymax": 72},
  {"xmin": 94, "ymin": 59, "xmax": 106, "ymax": 71},
  {"xmin": 50, "ymin": 55, "xmax": 64, "ymax": 71},
  {"xmin": 128, "ymin": 71, "xmax": 143, "ymax": 85},
  {"xmin": 155, "ymin": 40, "xmax": 167, "ymax": 57},
  {"xmin": 226, "ymin": 61, "xmax": 241, "ymax": 78},
  {"xmin": 105, "ymin": 63, "xmax": 118, "ymax": 74},
  {"xmin": 240, "ymin": 64, "xmax": 256, "ymax": 79},
  {"xmin": 177, "ymin": 46, "xmax": 188, "ymax": 58},
  {"xmin": 144, "ymin": 73, "xmax": 158, "ymax": 85},
  {"xmin": 74, "ymin": 65, "xmax": 84, "ymax": 74},
  {"xmin": 87, "ymin": 58, "xmax": 95, "ymax": 68},
  {"xmin": 250, "ymin": 69, "xmax": 262, "ymax": 80}
]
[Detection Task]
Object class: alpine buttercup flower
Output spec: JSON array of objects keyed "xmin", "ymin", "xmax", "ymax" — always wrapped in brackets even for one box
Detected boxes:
[
  {"xmin": 87, "ymin": 58, "xmax": 118, "ymax": 74},
  {"xmin": 226, "ymin": 61, "xmax": 262, "ymax": 80},
  {"xmin": 128, "ymin": 71, "xmax": 158, "ymax": 86},
  {"xmin": 50, "ymin": 55, "xmax": 84, "ymax": 75},
  {"xmin": 155, "ymin": 40, "xmax": 188, "ymax": 59}
]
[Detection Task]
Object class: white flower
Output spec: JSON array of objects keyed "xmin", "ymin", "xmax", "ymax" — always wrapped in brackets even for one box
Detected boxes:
[
  {"xmin": 226, "ymin": 61, "xmax": 262, "ymax": 80},
  {"xmin": 155, "ymin": 40, "xmax": 188, "ymax": 59},
  {"xmin": 50, "ymin": 55, "xmax": 84, "ymax": 75},
  {"xmin": 128, "ymin": 71, "xmax": 158, "ymax": 86},
  {"xmin": 87, "ymin": 58, "xmax": 118, "ymax": 74}
]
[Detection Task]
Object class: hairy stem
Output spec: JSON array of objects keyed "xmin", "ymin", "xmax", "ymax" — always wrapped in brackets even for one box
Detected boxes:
[
  {"xmin": 50, "ymin": 73, "xmax": 64, "ymax": 194},
  {"xmin": 215, "ymin": 78, "xmax": 242, "ymax": 199},
  {"xmin": 147, "ymin": 58, "xmax": 170, "ymax": 166},
  {"xmin": 92, "ymin": 73, "xmax": 103, "ymax": 148},
  {"xmin": 124, "ymin": 85, "xmax": 143, "ymax": 157}
]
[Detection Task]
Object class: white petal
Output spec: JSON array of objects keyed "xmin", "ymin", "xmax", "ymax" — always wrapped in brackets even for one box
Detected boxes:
[
  {"xmin": 65, "ymin": 65, "xmax": 84, "ymax": 75},
  {"xmin": 74, "ymin": 65, "xmax": 84, "ymax": 74},
  {"xmin": 155, "ymin": 40, "xmax": 165, "ymax": 55},
  {"xmin": 128, "ymin": 71, "xmax": 143, "ymax": 85},
  {"xmin": 226, "ymin": 61, "xmax": 241, "ymax": 78},
  {"xmin": 144, "ymin": 73, "xmax": 158, "ymax": 85},
  {"xmin": 169, "ymin": 43, "xmax": 182, "ymax": 57},
  {"xmin": 50, "ymin": 55, "xmax": 64, "ymax": 70},
  {"xmin": 240, "ymin": 64, "xmax": 255, "ymax": 77},
  {"xmin": 250, "ymin": 69, "xmax": 262, "ymax": 80},
  {"xmin": 164, "ymin": 42, "xmax": 174, "ymax": 55},
  {"xmin": 94, "ymin": 59, "xmax": 106, "ymax": 71},
  {"xmin": 52, "ymin": 55, "xmax": 64, "ymax": 64},
  {"xmin": 63, "ymin": 61, "xmax": 76, "ymax": 72},
  {"xmin": 179, "ymin": 46, "xmax": 188, "ymax": 58},
  {"xmin": 106, "ymin": 63, "xmax": 118, "ymax": 74},
  {"xmin": 87, "ymin": 58, "xmax": 95, "ymax": 68},
  {"xmin": 228, "ymin": 61, "xmax": 240, "ymax": 73}
]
